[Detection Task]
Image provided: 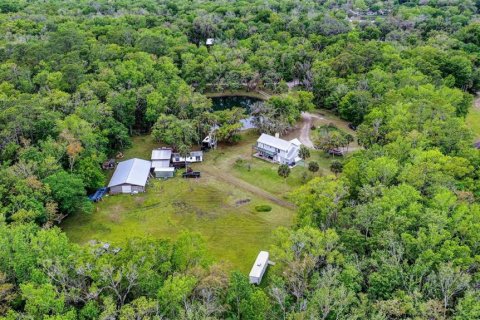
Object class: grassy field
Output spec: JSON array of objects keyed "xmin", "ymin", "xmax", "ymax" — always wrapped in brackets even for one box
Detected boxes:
[
  {"xmin": 201, "ymin": 130, "xmax": 333, "ymax": 199},
  {"xmin": 466, "ymin": 104, "xmax": 480, "ymax": 141},
  {"xmin": 63, "ymin": 111, "xmax": 350, "ymax": 272},
  {"xmin": 63, "ymin": 177, "xmax": 294, "ymax": 272}
]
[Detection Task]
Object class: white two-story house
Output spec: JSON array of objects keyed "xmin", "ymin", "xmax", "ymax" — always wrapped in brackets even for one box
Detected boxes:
[{"xmin": 254, "ymin": 133, "xmax": 302, "ymax": 166}]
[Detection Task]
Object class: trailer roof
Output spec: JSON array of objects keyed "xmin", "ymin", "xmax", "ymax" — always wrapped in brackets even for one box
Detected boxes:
[{"xmin": 249, "ymin": 251, "xmax": 269, "ymax": 279}]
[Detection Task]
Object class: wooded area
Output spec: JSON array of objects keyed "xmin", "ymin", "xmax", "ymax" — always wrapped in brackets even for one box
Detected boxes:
[{"xmin": 1, "ymin": 0, "xmax": 480, "ymax": 318}]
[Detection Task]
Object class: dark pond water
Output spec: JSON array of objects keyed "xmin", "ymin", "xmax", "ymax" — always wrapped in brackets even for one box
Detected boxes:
[
  {"xmin": 211, "ymin": 95, "xmax": 264, "ymax": 130},
  {"xmin": 211, "ymin": 95, "xmax": 262, "ymax": 112}
]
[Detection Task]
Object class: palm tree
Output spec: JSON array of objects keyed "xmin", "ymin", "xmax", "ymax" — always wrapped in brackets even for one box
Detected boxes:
[
  {"xmin": 298, "ymin": 145, "xmax": 311, "ymax": 167},
  {"xmin": 178, "ymin": 144, "xmax": 190, "ymax": 172},
  {"xmin": 278, "ymin": 164, "xmax": 291, "ymax": 182}
]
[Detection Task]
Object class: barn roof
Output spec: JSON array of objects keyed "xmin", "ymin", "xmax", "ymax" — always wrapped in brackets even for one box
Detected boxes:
[
  {"xmin": 108, "ymin": 158, "xmax": 151, "ymax": 187},
  {"xmin": 151, "ymin": 148, "xmax": 172, "ymax": 160},
  {"xmin": 257, "ymin": 133, "xmax": 292, "ymax": 151},
  {"xmin": 249, "ymin": 251, "xmax": 269, "ymax": 279}
]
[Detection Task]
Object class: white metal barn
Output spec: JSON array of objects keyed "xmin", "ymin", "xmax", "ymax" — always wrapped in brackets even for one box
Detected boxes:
[
  {"xmin": 108, "ymin": 158, "xmax": 151, "ymax": 194},
  {"xmin": 249, "ymin": 251, "xmax": 269, "ymax": 285}
]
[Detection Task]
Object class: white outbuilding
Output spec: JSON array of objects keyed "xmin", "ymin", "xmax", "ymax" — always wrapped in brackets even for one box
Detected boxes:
[
  {"xmin": 154, "ymin": 167, "xmax": 175, "ymax": 179},
  {"xmin": 151, "ymin": 148, "xmax": 174, "ymax": 178},
  {"xmin": 249, "ymin": 251, "xmax": 269, "ymax": 285}
]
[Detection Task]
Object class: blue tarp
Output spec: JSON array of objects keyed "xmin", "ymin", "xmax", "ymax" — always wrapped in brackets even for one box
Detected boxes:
[{"xmin": 88, "ymin": 187, "xmax": 108, "ymax": 202}]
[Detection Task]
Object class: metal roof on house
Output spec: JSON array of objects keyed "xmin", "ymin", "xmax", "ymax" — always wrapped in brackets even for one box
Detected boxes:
[
  {"xmin": 249, "ymin": 251, "xmax": 269, "ymax": 279},
  {"xmin": 206, "ymin": 38, "xmax": 214, "ymax": 45},
  {"xmin": 108, "ymin": 158, "xmax": 151, "ymax": 187},
  {"xmin": 151, "ymin": 148, "xmax": 172, "ymax": 160},
  {"xmin": 257, "ymin": 133, "xmax": 292, "ymax": 151},
  {"xmin": 289, "ymin": 138, "xmax": 302, "ymax": 146}
]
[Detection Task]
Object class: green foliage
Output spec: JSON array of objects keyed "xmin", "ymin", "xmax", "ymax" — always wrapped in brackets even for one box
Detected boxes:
[
  {"xmin": 330, "ymin": 160, "xmax": 343, "ymax": 176},
  {"xmin": 308, "ymin": 161, "xmax": 320, "ymax": 173},
  {"xmin": 277, "ymin": 164, "xmax": 291, "ymax": 180},
  {"xmin": 43, "ymin": 171, "xmax": 92, "ymax": 215},
  {"xmin": 0, "ymin": 0, "xmax": 479, "ymax": 318},
  {"xmin": 151, "ymin": 114, "xmax": 198, "ymax": 149},
  {"xmin": 298, "ymin": 145, "xmax": 310, "ymax": 163},
  {"xmin": 254, "ymin": 204, "xmax": 272, "ymax": 212}
]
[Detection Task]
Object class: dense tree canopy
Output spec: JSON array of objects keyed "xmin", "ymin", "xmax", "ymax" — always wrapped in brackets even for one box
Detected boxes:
[{"xmin": 0, "ymin": 0, "xmax": 480, "ymax": 318}]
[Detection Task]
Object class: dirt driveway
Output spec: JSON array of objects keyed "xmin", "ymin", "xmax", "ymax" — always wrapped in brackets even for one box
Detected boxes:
[
  {"xmin": 299, "ymin": 112, "xmax": 324, "ymax": 148},
  {"xmin": 201, "ymin": 166, "xmax": 296, "ymax": 209}
]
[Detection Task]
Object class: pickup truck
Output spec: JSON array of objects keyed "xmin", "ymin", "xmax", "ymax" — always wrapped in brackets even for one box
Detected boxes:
[{"xmin": 182, "ymin": 171, "xmax": 201, "ymax": 178}]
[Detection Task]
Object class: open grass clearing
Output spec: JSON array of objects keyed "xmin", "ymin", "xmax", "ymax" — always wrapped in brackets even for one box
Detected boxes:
[
  {"xmin": 63, "ymin": 177, "xmax": 294, "ymax": 272},
  {"xmin": 466, "ymin": 96, "xmax": 480, "ymax": 141},
  {"xmin": 63, "ymin": 109, "xmax": 351, "ymax": 272}
]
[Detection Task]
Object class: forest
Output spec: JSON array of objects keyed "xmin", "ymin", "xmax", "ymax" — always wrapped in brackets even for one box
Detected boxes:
[{"xmin": 1, "ymin": 0, "xmax": 480, "ymax": 319}]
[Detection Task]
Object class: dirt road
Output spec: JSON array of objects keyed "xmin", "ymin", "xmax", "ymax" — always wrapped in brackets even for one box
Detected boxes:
[
  {"xmin": 201, "ymin": 166, "xmax": 296, "ymax": 209},
  {"xmin": 299, "ymin": 112, "xmax": 324, "ymax": 148}
]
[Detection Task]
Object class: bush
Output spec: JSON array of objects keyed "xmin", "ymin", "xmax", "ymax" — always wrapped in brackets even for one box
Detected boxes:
[
  {"xmin": 308, "ymin": 161, "xmax": 320, "ymax": 173},
  {"xmin": 255, "ymin": 205, "xmax": 272, "ymax": 212}
]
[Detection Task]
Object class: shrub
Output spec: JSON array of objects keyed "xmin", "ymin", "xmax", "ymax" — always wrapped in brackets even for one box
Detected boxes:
[{"xmin": 255, "ymin": 205, "xmax": 272, "ymax": 212}]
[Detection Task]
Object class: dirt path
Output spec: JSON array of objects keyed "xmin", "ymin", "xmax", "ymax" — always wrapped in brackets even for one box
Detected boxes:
[
  {"xmin": 474, "ymin": 92, "xmax": 480, "ymax": 109},
  {"xmin": 201, "ymin": 166, "xmax": 296, "ymax": 209},
  {"xmin": 299, "ymin": 112, "xmax": 324, "ymax": 148},
  {"xmin": 257, "ymin": 90, "xmax": 272, "ymax": 99}
]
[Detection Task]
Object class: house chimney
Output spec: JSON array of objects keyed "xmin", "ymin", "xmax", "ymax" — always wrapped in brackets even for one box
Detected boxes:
[{"xmin": 275, "ymin": 133, "xmax": 280, "ymax": 138}]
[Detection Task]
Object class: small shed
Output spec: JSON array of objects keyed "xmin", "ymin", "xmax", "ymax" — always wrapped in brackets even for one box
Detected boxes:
[
  {"xmin": 151, "ymin": 148, "xmax": 172, "ymax": 169},
  {"xmin": 154, "ymin": 167, "xmax": 175, "ymax": 178},
  {"xmin": 206, "ymin": 38, "xmax": 214, "ymax": 46},
  {"xmin": 108, "ymin": 158, "xmax": 151, "ymax": 194},
  {"xmin": 249, "ymin": 251, "xmax": 269, "ymax": 285}
]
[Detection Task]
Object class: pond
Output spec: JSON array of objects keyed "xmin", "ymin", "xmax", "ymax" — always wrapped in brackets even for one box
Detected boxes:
[
  {"xmin": 211, "ymin": 95, "xmax": 263, "ymax": 112},
  {"xmin": 211, "ymin": 95, "xmax": 264, "ymax": 130}
]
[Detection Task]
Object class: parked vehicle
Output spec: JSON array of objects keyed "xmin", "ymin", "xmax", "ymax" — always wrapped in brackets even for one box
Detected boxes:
[
  {"xmin": 182, "ymin": 171, "xmax": 201, "ymax": 178},
  {"xmin": 328, "ymin": 149, "xmax": 345, "ymax": 156}
]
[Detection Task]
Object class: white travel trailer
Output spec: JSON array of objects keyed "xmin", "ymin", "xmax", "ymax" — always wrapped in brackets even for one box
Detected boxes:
[{"xmin": 249, "ymin": 251, "xmax": 269, "ymax": 285}]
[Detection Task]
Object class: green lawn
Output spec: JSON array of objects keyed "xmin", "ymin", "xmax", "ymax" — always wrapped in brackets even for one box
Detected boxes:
[
  {"xmin": 230, "ymin": 151, "xmax": 332, "ymax": 198},
  {"xmin": 63, "ymin": 178, "xmax": 293, "ymax": 272},
  {"xmin": 198, "ymin": 130, "xmax": 334, "ymax": 199},
  {"xmin": 466, "ymin": 105, "xmax": 480, "ymax": 141},
  {"xmin": 123, "ymin": 135, "xmax": 160, "ymax": 160},
  {"xmin": 63, "ymin": 112, "xmax": 349, "ymax": 272}
]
